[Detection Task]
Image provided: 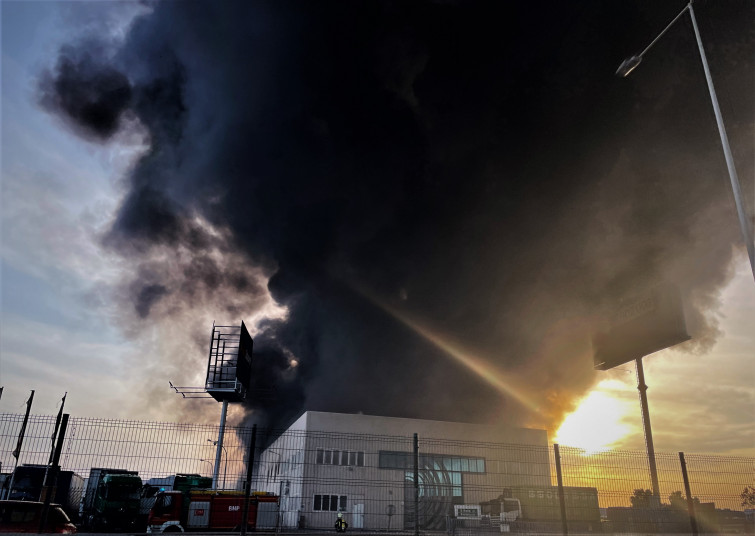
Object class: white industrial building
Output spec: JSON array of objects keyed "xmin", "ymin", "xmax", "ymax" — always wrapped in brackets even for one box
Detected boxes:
[{"xmin": 254, "ymin": 411, "xmax": 551, "ymax": 531}]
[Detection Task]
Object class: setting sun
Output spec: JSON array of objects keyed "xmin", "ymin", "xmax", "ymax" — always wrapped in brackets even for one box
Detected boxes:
[{"xmin": 554, "ymin": 383, "xmax": 635, "ymax": 454}]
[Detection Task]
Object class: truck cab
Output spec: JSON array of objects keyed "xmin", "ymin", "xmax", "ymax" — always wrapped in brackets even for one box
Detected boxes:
[
  {"xmin": 88, "ymin": 474, "xmax": 142, "ymax": 531},
  {"xmin": 147, "ymin": 491, "xmax": 184, "ymax": 533},
  {"xmin": 140, "ymin": 474, "xmax": 213, "ymax": 529}
]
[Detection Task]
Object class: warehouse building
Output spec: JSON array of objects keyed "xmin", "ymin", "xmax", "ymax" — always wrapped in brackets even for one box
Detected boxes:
[{"xmin": 254, "ymin": 411, "xmax": 552, "ymax": 531}]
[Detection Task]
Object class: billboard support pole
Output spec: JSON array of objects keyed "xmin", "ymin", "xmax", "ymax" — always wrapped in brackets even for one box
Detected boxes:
[
  {"xmin": 213, "ymin": 399, "xmax": 229, "ymax": 490},
  {"xmin": 636, "ymin": 357, "xmax": 660, "ymax": 498}
]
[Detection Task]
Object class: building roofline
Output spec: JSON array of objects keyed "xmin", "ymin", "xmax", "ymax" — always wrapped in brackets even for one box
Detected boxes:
[{"xmin": 293, "ymin": 410, "xmax": 543, "ymax": 433}]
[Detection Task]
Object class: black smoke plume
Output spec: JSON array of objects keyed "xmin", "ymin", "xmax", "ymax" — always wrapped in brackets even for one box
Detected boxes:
[
  {"xmin": 39, "ymin": 1, "xmax": 753, "ymax": 431},
  {"xmin": 39, "ymin": 43, "xmax": 132, "ymax": 140}
]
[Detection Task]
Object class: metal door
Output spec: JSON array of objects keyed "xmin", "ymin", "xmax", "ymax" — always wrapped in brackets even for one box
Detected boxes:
[{"xmin": 352, "ymin": 503, "xmax": 364, "ymax": 529}]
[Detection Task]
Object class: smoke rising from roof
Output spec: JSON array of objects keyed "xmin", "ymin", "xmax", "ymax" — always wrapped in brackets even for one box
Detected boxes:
[{"xmin": 38, "ymin": 1, "xmax": 753, "ymax": 431}]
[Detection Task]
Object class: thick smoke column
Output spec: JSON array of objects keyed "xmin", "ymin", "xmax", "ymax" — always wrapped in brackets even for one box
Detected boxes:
[{"xmin": 39, "ymin": 1, "xmax": 753, "ymax": 430}]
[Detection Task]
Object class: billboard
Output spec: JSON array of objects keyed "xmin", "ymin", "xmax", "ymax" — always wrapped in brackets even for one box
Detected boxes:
[
  {"xmin": 205, "ymin": 322, "xmax": 254, "ymax": 402},
  {"xmin": 236, "ymin": 321, "xmax": 254, "ymax": 389},
  {"xmin": 593, "ymin": 283, "xmax": 690, "ymax": 370}
]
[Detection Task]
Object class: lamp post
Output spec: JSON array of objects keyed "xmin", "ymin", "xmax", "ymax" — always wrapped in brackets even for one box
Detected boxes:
[
  {"xmin": 199, "ymin": 458, "xmax": 214, "ymax": 475},
  {"xmin": 208, "ymin": 439, "xmax": 229, "ymax": 490},
  {"xmin": 616, "ymin": 1, "xmax": 754, "ymax": 503},
  {"xmin": 617, "ymin": 1, "xmax": 755, "ymax": 283}
]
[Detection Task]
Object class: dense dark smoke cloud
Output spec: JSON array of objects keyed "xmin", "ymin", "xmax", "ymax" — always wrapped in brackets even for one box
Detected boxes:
[
  {"xmin": 39, "ymin": 43, "xmax": 133, "ymax": 140},
  {"xmin": 39, "ymin": 1, "xmax": 753, "ymax": 431}
]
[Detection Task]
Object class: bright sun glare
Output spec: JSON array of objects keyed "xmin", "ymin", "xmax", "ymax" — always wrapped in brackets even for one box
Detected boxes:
[{"xmin": 554, "ymin": 385, "xmax": 634, "ymax": 454}]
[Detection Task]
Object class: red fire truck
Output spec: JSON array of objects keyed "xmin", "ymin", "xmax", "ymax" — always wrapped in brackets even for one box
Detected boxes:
[{"xmin": 146, "ymin": 490, "xmax": 278, "ymax": 533}]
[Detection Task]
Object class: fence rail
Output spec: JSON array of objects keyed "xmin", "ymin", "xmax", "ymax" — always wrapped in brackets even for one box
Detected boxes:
[{"xmin": 1, "ymin": 412, "xmax": 753, "ymax": 534}]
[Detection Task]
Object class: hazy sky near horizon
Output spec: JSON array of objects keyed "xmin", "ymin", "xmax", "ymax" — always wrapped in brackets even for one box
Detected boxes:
[{"xmin": 1, "ymin": 1, "xmax": 753, "ymax": 456}]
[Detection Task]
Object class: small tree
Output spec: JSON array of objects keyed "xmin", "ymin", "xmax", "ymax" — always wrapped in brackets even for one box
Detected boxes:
[
  {"xmin": 631, "ymin": 489, "xmax": 654, "ymax": 508},
  {"xmin": 741, "ymin": 486, "xmax": 755, "ymax": 507},
  {"xmin": 669, "ymin": 491, "xmax": 686, "ymax": 510},
  {"xmin": 669, "ymin": 490, "xmax": 700, "ymax": 510}
]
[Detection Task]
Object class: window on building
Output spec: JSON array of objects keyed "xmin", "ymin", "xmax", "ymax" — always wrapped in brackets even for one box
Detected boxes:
[
  {"xmin": 316, "ymin": 449, "xmax": 365, "ymax": 466},
  {"xmin": 314, "ymin": 494, "xmax": 348, "ymax": 511},
  {"xmin": 380, "ymin": 451, "xmax": 485, "ymax": 473},
  {"xmin": 379, "ymin": 451, "xmax": 411, "ymax": 469}
]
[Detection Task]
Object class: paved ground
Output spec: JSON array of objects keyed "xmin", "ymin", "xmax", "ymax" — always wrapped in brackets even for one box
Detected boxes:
[{"xmin": 7, "ymin": 532, "xmax": 750, "ymax": 536}]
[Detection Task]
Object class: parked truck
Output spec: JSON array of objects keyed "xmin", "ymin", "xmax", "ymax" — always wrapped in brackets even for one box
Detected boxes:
[
  {"xmin": 80, "ymin": 468, "xmax": 142, "ymax": 532},
  {"xmin": 146, "ymin": 490, "xmax": 278, "ymax": 533},
  {"xmin": 3, "ymin": 464, "xmax": 84, "ymax": 521},
  {"xmin": 450, "ymin": 486, "xmax": 601, "ymax": 534}
]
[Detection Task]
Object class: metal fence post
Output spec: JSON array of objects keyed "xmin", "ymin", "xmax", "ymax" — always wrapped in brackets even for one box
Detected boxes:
[
  {"xmin": 679, "ymin": 451, "xmax": 698, "ymax": 536},
  {"xmin": 554, "ymin": 443, "xmax": 569, "ymax": 536},
  {"xmin": 414, "ymin": 433, "xmax": 419, "ymax": 536},
  {"xmin": 241, "ymin": 424, "xmax": 257, "ymax": 536},
  {"xmin": 39, "ymin": 413, "xmax": 68, "ymax": 533}
]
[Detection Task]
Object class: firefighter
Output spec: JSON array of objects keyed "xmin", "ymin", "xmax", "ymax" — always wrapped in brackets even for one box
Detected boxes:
[{"xmin": 335, "ymin": 511, "xmax": 348, "ymax": 532}]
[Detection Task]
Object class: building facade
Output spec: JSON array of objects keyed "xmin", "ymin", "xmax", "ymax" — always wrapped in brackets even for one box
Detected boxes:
[{"xmin": 254, "ymin": 411, "xmax": 551, "ymax": 531}]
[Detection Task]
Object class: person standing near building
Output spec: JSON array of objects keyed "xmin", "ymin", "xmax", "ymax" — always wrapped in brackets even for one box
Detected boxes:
[{"xmin": 335, "ymin": 511, "xmax": 348, "ymax": 532}]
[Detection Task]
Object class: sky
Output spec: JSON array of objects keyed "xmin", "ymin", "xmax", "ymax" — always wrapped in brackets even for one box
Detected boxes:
[{"xmin": 0, "ymin": 0, "xmax": 753, "ymax": 457}]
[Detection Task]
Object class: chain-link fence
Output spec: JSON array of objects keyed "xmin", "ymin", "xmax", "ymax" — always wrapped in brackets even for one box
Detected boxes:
[{"xmin": 1, "ymin": 412, "xmax": 753, "ymax": 534}]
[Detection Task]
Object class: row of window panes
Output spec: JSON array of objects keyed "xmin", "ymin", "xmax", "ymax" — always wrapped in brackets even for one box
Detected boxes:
[
  {"xmin": 379, "ymin": 451, "xmax": 485, "ymax": 473},
  {"xmin": 313, "ymin": 494, "xmax": 347, "ymax": 511},
  {"xmin": 316, "ymin": 449, "xmax": 364, "ymax": 466}
]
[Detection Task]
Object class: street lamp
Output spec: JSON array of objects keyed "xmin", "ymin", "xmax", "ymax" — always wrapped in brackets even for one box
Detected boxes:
[
  {"xmin": 199, "ymin": 458, "xmax": 214, "ymax": 474},
  {"xmin": 615, "ymin": 1, "xmax": 755, "ymax": 503},
  {"xmin": 617, "ymin": 1, "xmax": 755, "ymax": 282},
  {"xmin": 208, "ymin": 439, "xmax": 229, "ymax": 490}
]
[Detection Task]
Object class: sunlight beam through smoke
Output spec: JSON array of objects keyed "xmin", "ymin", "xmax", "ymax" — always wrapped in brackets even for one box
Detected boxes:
[{"xmin": 354, "ymin": 283, "xmax": 541, "ymax": 415}]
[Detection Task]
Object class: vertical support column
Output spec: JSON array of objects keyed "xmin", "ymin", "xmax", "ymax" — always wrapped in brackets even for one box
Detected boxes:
[
  {"xmin": 241, "ymin": 424, "xmax": 257, "ymax": 536},
  {"xmin": 679, "ymin": 452, "xmax": 698, "ymax": 536},
  {"xmin": 39, "ymin": 414, "xmax": 68, "ymax": 533},
  {"xmin": 636, "ymin": 357, "xmax": 660, "ymax": 498},
  {"xmin": 414, "ymin": 433, "xmax": 419, "ymax": 536},
  {"xmin": 554, "ymin": 444, "xmax": 568, "ymax": 536},
  {"xmin": 213, "ymin": 399, "xmax": 229, "ymax": 490}
]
